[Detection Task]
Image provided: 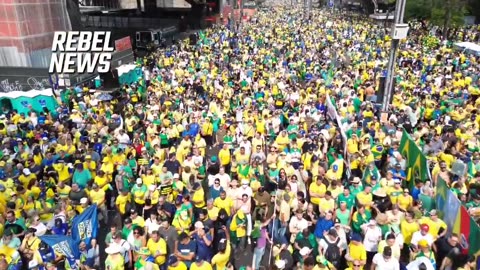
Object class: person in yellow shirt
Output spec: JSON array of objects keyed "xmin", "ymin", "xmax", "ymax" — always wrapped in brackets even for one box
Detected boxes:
[
  {"xmin": 94, "ymin": 171, "xmax": 110, "ymax": 192},
  {"xmin": 18, "ymin": 168, "xmax": 36, "ymax": 189},
  {"xmin": 146, "ymin": 231, "xmax": 167, "ymax": 267},
  {"xmin": 275, "ymin": 131, "xmax": 290, "ymax": 151},
  {"xmin": 201, "ymin": 118, "xmax": 214, "ymax": 146},
  {"xmin": 214, "ymin": 191, "xmax": 234, "ymax": 216},
  {"xmin": 387, "ymin": 180, "xmax": 403, "ymax": 204},
  {"xmin": 115, "ymin": 189, "xmax": 131, "ymax": 217},
  {"xmin": 211, "ymin": 237, "xmax": 231, "ymax": 270},
  {"xmin": 401, "ymin": 211, "xmax": 420, "ymax": 245},
  {"xmin": 218, "ymin": 144, "xmax": 232, "ymax": 173},
  {"xmin": 309, "ymin": 177, "xmax": 327, "ymax": 209},
  {"xmin": 83, "ymin": 155, "xmax": 97, "ymax": 178},
  {"xmin": 419, "ymin": 209, "xmax": 448, "ymax": 239},
  {"xmin": 19, "ymin": 228, "xmax": 40, "ymax": 257},
  {"xmin": 190, "ymin": 257, "xmax": 213, "ymax": 270},
  {"xmin": 191, "ymin": 183, "xmax": 206, "ymax": 211},
  {"xmin": 89, "ymin": 184, "xmax": 108, "ymax": 225},
  {"xmin": 397, "ymin": 188, "xmax": 413, "ymax": 211},
  {"xmin": 346, "ymin": 233, "xmax": 367, "ymax": 269},
  {"xmin": 347, "ymin": 134, "xmax": 359, "ymax": 154},
  {"xmin": 356, "ymin": 185, "xmax": 373, "ymax": 210},
  {"xmin": 318, "ymin": 191, "xmax": 335, "ymax": 214},
  {"xmin": 167, "ymin": 255, "xmax": 187, "ymax": 270}
]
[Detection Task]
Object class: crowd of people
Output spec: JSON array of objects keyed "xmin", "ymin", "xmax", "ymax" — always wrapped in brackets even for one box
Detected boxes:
[{"xmin": 0, "ymin": 2, "xmax": 480, "ymax": 270}]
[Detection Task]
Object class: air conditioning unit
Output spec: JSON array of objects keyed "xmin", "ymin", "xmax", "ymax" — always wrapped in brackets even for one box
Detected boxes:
[{"xmin": 393, "ymin": 23, "xmax": 409, "ymax": 39}]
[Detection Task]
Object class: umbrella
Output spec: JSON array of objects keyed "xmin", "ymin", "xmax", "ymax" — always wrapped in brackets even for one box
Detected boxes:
[{"xmin": 97, "ymin": 93, "xmax": 113, "ymax": 101}]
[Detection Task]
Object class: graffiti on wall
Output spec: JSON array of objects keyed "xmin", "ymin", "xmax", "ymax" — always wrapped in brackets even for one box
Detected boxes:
[
  {"xmin": 0, "ymin": 79, "xmax": 23, "ymax": 92},
  {"xmin": 27, "ymin": 77, "xmax": 50, "ymax": 90}
]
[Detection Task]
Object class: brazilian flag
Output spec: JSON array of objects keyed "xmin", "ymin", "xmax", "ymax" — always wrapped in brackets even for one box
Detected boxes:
[{"xmin": 371, "ymin": 144, "xmax": 385, "ymax": 161}]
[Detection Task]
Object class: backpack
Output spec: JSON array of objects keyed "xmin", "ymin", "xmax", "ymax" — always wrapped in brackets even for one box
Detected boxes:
[{"xmin": 324, "ymin": 238, "xmax": 341, "ymax": 268}]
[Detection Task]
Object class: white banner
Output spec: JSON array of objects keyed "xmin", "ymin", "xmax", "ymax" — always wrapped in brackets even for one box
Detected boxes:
[{"xmin": 326, "ymin": 93, "xmax": 350, "ymax": 177}]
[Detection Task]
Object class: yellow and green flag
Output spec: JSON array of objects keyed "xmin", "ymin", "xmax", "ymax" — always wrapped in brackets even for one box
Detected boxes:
[{"xmin": 398, "ymin": 129, "xmax": 429, "ymax": 189}]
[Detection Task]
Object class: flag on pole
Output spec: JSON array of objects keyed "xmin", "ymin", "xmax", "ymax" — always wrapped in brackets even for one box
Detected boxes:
[
  {"xmin": 40, "ymin": 235, "xmax": 80, "ymax": 269},
  {"xmin": 398, "ymin": 129, "xmax": 429, "ymax": 190},
  {"xmin": 71, "ymin": 204, "xmax": 98, "ymax": 247},
  {"xmin": 325, "ymin": 65, "xmax": 335, "ymax": 87}
]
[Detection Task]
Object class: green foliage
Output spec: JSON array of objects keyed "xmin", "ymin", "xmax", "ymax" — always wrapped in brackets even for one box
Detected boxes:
[
  {"xmin": 405, "ymin": 0, "xmax": 432, "ymax": 20},
  {"xmin": 422, "ymin": 35, "xmax": 441, "ymax": 50},
  {"xmin": 404, "ymin": 0, "xmax": 467, "ymax": 26}
]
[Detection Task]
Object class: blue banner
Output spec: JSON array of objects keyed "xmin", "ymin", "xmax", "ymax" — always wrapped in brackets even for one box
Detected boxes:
[
  {"xmin": 71, "ymin": 204, "xmax": 98, "ymax": 247},
  {"xmin": 40, "ymin": 235, "xmax": 80, "ymax": 268}
]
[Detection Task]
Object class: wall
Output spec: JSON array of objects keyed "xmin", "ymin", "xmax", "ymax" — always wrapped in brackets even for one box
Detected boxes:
[{"xmin": 0, "ymin": 0, "xmax": 71, "ymax": 68}]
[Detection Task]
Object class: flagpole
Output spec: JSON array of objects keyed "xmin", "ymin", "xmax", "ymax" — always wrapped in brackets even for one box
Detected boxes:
[{"xmin": 267, "ymin": 189, "xmax": 280, "ymax": 264}]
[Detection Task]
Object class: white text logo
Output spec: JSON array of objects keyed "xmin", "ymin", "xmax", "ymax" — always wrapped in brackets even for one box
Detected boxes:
[{"xmin": 49, "ymin": 31, "xmax": 114, "ymax": 74}]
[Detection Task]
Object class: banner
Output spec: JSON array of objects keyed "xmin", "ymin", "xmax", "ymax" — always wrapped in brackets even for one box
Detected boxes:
[
  {"xmin": 71, "ymin": 204, "xmax": 98, "ymax": 247},
  {"xmin": 325, "ymin": 93, "xmax": 350, "ymax": 177},
  {"xmin": 115, "ymin": 37, "xmax": 132, "ymax": 52},
  {"xmin": 40, "ymin": 235, "xmax": 80, "ymax": 268},
  {"xmin": 398, "ymin": 129, "xmax": 429, "ymax": 189},
  {"xmin": 159, "ymin": 184, "xmax": 173, "ymax": 196},
  {"xmin": 436, "ymin": 175, "xmax": 480, "ymax": 255}
]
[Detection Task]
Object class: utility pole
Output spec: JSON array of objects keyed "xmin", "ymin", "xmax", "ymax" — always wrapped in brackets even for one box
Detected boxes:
[
  {"xmin": 239, "ymin": 0, "xmax": 244, "ymax": 31},
  {"xmin": 381, "ymin": 0, "xmax": 407, "ymax": 112},
  {"xmin": 308, "ymin": 0, "xmax": 312, "ymax": 18}
]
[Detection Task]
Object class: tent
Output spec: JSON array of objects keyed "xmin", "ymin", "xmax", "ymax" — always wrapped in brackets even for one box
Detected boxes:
[
  {"xmin": 0, "ymin": 89, "xmax": 58, "ymax": 115},
  {"xmin": 454, "ymin": 42, "xmax": 480, "ymax": 56},
  {"xmin": 117, "ymin": 64, "xmax": 143, "ymax": 86}
]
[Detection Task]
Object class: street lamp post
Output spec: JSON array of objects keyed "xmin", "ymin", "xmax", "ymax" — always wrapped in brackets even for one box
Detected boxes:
[{"xmin": 381, "ymin": 0, "xmax": 407, "ymax": 112}]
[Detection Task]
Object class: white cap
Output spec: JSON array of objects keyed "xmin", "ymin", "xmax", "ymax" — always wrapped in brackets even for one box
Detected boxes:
[
  {"xmin": 275, "ymin": 260, "xmax": 286, "ymax": 269},
  {"xmin": 173, "ymin": 173, "xmax": 180, "ymax": 179},
  {"xmin": 23, "ymin": 168, "xmax": 31, "ymax": 175},
  {"xmin": 105, "ymin": 244, "xmax": 123, "ymax": 254},
  {"xmin": 194, "ymin": 221, "xmax": 204, "ymax": 229},
  {"xmin": 80, "ymin": 197, "xmax": 88, "ymax": 204},
  {"xmin": 28, "ymin": 260, "xmax": 39, "ymax": 269},
  {"xmin": 299, "ymin": 247, "xmax": 311, "ymax": 256},
  {"xmin": 136, "ymin": 178, "xmax": 143, "ymax": 184}
]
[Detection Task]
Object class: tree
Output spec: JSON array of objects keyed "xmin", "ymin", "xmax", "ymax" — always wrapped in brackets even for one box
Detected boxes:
[{"xmin": 404, "ymin": 0, "xmax": 467, "ymax": 38}]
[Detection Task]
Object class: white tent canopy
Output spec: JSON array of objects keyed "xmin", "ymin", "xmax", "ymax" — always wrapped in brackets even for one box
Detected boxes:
[
  {"xmin": 117, "ymin": 64, "xmax": 137, "ymax": 77},
  {"xmin": 0, "ymin": 89, "xmax": 54, "ymax": 99},
  {"xmin": 454, "ymin": 42, "xmax": 480, "ymax": 55}
]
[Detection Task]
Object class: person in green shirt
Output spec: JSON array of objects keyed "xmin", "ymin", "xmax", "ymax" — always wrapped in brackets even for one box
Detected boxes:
[
  {"xmin": 160, "ymin": 129, "xmax": 169, "ymax": 148},
  {"xmin": 351, "ymin": 205, "xmax": 372, "ymax": 233},
  {"xmin": 335, "ymin": 201, "xmax": 351, "ymax": 226},
  {"xmin": 337, "ymin": 187, "xmax": 356, "ymax": 210},
  {"xmin": 122, "ymin": 217, "xmax": 134, "ymax": 239},
  {"xmin": 348, "ymin": 178, "xmax": 364, "ymax": 198},
  {"xmin": 465, "ymin": 194, "xmax": 480, "ymax": 209},
  {"xmin": 286, "ymin": 119, "xmax": 299, "ymax": 140},
  {"xmin": 223, "ymin": 131, "xmax": 234, "ymax": 151}
]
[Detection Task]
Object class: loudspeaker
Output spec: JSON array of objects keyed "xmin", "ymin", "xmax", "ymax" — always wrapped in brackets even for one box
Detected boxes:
[{"xmin": 189, "ymin": 34, "xmax": 197, "ymax": 45}]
